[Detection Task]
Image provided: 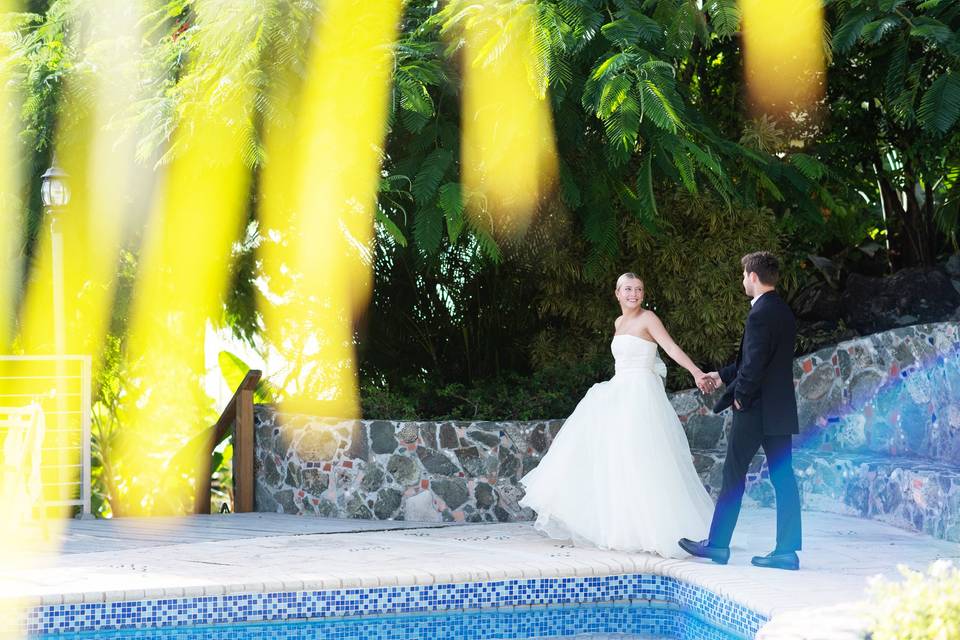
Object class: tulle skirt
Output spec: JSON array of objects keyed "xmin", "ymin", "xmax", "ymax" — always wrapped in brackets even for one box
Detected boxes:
[{"xmin": 519, "ymin": 369, "xmax": 714, "ymax": 558}]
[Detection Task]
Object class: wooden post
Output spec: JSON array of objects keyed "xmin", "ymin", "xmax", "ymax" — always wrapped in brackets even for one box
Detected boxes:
[
  {"xmin": 234, "ymin": 387, "xmax": 255, "ymax": 513},
  {"xmin": 189, "ymin": 370, "xmax": 261, "ymax": 514}
]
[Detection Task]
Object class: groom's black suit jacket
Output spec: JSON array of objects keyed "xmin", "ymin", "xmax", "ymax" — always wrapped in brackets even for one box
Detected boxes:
[{"xmin": 713, "ymin": 291, "xmax": 799, "ymax": 436}]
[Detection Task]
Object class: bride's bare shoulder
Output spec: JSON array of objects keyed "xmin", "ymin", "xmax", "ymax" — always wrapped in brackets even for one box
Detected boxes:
[{"xmin": 614, "ymin": 315, "xmax": 624, "ymax": 329}]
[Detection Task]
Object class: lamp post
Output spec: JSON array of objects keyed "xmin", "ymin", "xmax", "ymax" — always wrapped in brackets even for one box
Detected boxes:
[{"xmin": 40, "ymin": 158, "xmax": 70, "ymax": 356}]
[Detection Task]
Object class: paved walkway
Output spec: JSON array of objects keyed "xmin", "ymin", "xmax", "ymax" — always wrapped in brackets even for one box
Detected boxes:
[{"xmin": 6, "ymin": 508, "xmax": 959, "ymax": 638}]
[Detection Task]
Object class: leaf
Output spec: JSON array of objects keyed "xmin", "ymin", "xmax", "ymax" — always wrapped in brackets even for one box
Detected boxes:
[
  {"xmin": 437, "ymin": 182, "xmax": 465, "ymax": 243},
  {"xmin": 705, "ymin": 0, "xmax": 741, "ymax": 39},
  {"xmin": 376, "ymin": 209, "xmax": 408, "ymax": 247},
  {"xmin": 789, "ymin": 153, "xmax": 828, "ymax": 181},
  {"xmin": 636, "ymin": 152, "xmax": 659, "ymax": 224},
  {"xmin": 601, "ymin": 9, "xmax": 664, "ymax": 47},
  {"xmin": 639, "ymin": 79, "xmax": 681, "ymax": 132},
  {"xmin": 558, "ymin": 160, "xmax": 582, "ymax": 209},
  {"xmin": 861, "ymin": 16, "xmax": 901, "ymax": 44},
  {"xmin": 413, "ymin": 206, "xmax": 444, "ymax": 255},
  {"xmin": 602, "ymin": 90, "xmax": 641, "ymax": 160},
  {"xmin": 217, "ymin": 351, "xmax": 273, "ymax": 403},
  {"xmin": 411, "ymin": 148, "xmax": 453, "ymax": 204},
  {"xmin": 910, "ymin": 17, "xmax": 954, "ymax": 45},
  {"xmin": 832, "ymin": 7, "xmax": 875, "ymax": 53},
  {"xmin": 918, "ymin": 72, "xmax": 960, "ymax": 135},
  {"xmin": 885, "ymin": 38, "xmax": 908, "ymax": 103}
]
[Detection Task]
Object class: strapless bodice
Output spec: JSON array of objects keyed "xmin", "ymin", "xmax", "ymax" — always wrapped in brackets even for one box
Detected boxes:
[{"xmin": 611, "ymin": 334, "xmax": 665, "ymax": 377}]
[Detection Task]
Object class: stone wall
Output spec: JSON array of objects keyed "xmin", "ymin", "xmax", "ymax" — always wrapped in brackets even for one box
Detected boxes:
[{"xmin": 254, "ymin": 322, "xmax": 960, "ymax": 540}]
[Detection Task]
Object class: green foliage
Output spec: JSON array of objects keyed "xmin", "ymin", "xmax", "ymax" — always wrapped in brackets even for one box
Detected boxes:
[
  {"xmin": 532, "ymin": 191, "xmax": 783, "ymax": 390},
  {"xmin": 867, "ymin": 561, "xmax": 960, "ymax": 640},
  {"xmin": 361, "ymin": 355, "xmax": 613, "ymax": 420}
]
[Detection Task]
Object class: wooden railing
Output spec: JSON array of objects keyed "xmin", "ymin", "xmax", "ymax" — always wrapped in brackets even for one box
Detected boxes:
[{"xmin": 194, "ymin": 370, "xmax": 261, "ymax": 514}]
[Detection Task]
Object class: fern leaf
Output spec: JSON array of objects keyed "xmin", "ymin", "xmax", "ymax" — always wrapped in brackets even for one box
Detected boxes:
[
  {"xmin": 639, "ymin": 79, "xmax": 681, "ymax": 132},
  {"xmin": 437, "ymin": 182, "xmax": 465, "ymax": 243},
  {"xmin": 833, "ymin": 7, "xmax": 875, "ymax": 53},
  {"xmin": 918, "ymin": 71, "xmax": 960, "ymax": 135},
  {"xmin": 705, "ymin": 0, "xmax": 740, "ymax": 39},
  {"xmin": 413, "ymin": 206, "xmax": 444, "ymax": 255},
  {"xmin": 376, "ymin": 209, "xmax": 408, "ymax": 247},
  {"xmin": 790, "ymin": 153, "xmax": 828, "ymax": 181},
  {"xmin": 411, "ymin": 148, "xmax": 453, "ymax": 204},
  {"xmin": 636, "ymin": 152, "xmax": 659, "ymax": 224}
]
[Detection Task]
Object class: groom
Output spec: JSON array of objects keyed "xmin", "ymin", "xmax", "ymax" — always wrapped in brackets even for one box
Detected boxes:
[{"xmin": 679, "ymin": 251, "xmax": 802, "ymax": 570}]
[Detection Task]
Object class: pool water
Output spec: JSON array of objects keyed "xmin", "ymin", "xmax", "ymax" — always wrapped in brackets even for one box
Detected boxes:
[{"xmin": 43, "ymin": 602, "xmax": 745, "ymax": 640}]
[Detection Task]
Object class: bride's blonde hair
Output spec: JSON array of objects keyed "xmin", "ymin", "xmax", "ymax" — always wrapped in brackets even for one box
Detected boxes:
[{"xmin": 615, "ymin": 272, "xmax": 644, "ymax": 290}]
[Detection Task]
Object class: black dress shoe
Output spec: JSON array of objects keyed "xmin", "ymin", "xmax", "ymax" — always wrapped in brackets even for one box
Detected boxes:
[
  {"xmin": 751, "ymin": 550, "xmax": 799, "ymax": 571},
  {"xmin": 678, "ymin": 538, "xmax": 730, "ymax": 565}
]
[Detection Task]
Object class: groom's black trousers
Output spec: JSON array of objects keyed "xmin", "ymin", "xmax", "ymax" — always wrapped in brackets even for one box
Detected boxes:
[{"xmin": 707, "ymin": 407, "xmax": 802, "ymax": 552}]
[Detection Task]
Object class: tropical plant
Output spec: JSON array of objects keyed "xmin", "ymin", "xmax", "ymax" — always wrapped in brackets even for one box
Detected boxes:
[{"xmin": 867, "ymin": 560, "xmax": 960, "ymax": 640}]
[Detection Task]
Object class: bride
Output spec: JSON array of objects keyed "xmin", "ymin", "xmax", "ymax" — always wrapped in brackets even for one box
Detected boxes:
[{"xmin": 519, "ymin": 272, "xmax": 715, "ymax": 558}]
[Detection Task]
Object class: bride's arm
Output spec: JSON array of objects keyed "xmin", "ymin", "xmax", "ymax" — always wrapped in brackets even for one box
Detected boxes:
[{"xmin": 643, "ymin": 312, "xmax": 704, "ymax": 380}]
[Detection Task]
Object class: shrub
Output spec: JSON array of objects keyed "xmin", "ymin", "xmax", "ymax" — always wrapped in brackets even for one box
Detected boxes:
[{"xmin": 867, "ymin": 560, "xmax": 960, "ymax": 640}]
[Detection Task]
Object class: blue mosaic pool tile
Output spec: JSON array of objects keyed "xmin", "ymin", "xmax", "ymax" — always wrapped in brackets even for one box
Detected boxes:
[{"xmin": 18, "ymin": 573, "xmax": 767, "ymax": 639}]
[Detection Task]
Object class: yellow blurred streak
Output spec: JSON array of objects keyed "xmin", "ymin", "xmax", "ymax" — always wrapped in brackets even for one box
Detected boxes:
[
  {"xmin": 260, "ymin": 0, "xmax": 400, "ymax": 415},
  {"xmin": 457, "ymin": 0, "xmax": 557, "ymax": 239},
  {"xmin": 111, "ymin": 0, "xmax": 257, "ymax": 515},
  {"xmin": 0, "ymin": 3, "xmax": 51, "ymax": 638},
  {"xmin": 741, "ymin": 0, "xmax": 825, "ymax": 116},
  {"xmin": 0, "ymin": 4, "xmax": 22, "ymax": 353}
]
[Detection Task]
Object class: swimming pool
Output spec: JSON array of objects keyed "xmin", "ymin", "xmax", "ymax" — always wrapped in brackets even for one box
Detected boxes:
[{"xmin": 40, "ymin": 602, "xmax": 744, "ymax": 639}]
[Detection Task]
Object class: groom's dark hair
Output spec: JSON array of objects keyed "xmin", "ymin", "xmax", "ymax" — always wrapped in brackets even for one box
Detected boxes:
[{"xmin": 741, "ymin": 251, "xmax": 779, "ymax": 286}]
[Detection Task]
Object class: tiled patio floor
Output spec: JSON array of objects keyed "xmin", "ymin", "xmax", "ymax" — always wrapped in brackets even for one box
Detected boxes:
[{"xmin": 6, "ymin": 507, "xmax": 959, "ymax": 638}]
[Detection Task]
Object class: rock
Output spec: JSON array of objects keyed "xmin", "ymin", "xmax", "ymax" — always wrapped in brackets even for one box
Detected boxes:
[
  {"xmin": 474, "ymin": 482, "xmax": 495, "ymax": 509},
  {"xmin": 454, "ymin": 446, "xmax": 484, "ymax": 476},
  {"xmin": 843, "ymin": 268, "xmax": 960, "ymax": 334},
  {"xmin": 345, "ymin": 421, "xmax": 368, "ymax": 459},
  {"xmin": 255, "ymin": 484, "xmax": 279, "ymax": 513},
  {"xmin": 521, "ymin": 455, "xmax": 539, "ymax": 475},
  {"xmin": 946, "ymin": 254, "xmax": 960, "ymax": 277},
  {"xmin": 416, "ymin": 447, "xmax": 460, "ymax": 475},
  {"xmin": 848, "ymin": 370, "xmax": 884, "ymax": 408},
  {"xmin": 302, "ymin": 468, "xmax": 330, "ymax": 496},
  {"xmin": 275, "ymin": 489, "xmax": 297, "ymax": 514},
  {"xmin": 374, "ymin": 488, "xmax": 402, "ymax": 519},
  {"xmin": 807, "ymin": 254, "xmax": 841, "ymax": 286},
  {"xmin": 439, "ymin": 423, "xmax": 460, "ymax": 449},
  {"xmin": 467, "ymin": 429, "xmax": 501, "ymax": 449},
  {"xmin": 793, "ymin": 281, "xmax": 843, "ymax": 321},
  {"xmin": 369, "ymin": 421, "xmax": 398, "ymax": 455},
  {"xmin": 419, "ymin": 423, "xmax": 437, "ymax": 448},
  {"xmin": 497, "ymin": 446, "xmax": 520, "ymax": 479},
  {"xmin": 431, "ymin": 478, "xmax": 469, "ymax": 509},
  {"xmin": 316, "ymin": 498, "xmax": 338, "ymax": 517},
  {"xmin": 387, "ymin": 454, "xmax": 420, "ymax": 486},
  {"xmin": 798, "ymin": 363, "xmax": 837, "ymax": 401},
  {"xmin": 528, "ymin": 424, "xmax": 548, "ymax": 453},
  {"xmin": 361, "ymin": 464, "xmax": 385, "ymax": 492},
  {"xmin": 295, "ymin": 428, "xmax": 338, "ymax": 461},
  {"xmin": 346, "ymin": 493, "xmax": 372, "ymax": 519},
  {"xmin": 402, "ymin": 490, "xmax": 441, "ymax": 522},
  {"xmin": 284, "ymin": 462, "xmax": 302, "ymax": 489},
  {"xmin": 687, "ymin": 413, "xmax": 725, "ymax": 449},
  {"xmin": 398, "ymin": 423, "xmax": 419, "ymax": 443},
  {"xmin": 262, "ymin": 453, "xmax": 283, "ymax": 488}
]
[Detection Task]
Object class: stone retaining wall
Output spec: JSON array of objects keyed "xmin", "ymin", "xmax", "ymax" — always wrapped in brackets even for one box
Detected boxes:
[{"xmin": 254, "ymin": 322, "xmax": 960, "ymax": 540}]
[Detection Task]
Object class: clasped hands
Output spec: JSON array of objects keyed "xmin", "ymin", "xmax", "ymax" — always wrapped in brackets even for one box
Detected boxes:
[{"xmin": 695, "ymin": 371, "xmax": 722, "ymax": 394}]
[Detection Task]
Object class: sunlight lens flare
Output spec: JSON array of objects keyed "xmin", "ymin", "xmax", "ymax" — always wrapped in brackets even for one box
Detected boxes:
[
  {"xmin": 111, "ymin": 0, "xmax": 256, "ymax": 516},
  {"xmin": 259, "ymin": 0, "xmax": 401, "ymax": 416},
  {"xmin": 457, "ymin": 0, "xmax": 557, "ymax": 239},
  {"xmin": 741, "ymin": 0, "xmax": 825, "ymax": 116}
]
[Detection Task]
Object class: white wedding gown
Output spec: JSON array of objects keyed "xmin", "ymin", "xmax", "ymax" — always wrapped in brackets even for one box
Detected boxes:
[{"xmin": 519, "ymin": 334, "xmax": 714, "ymax": 558}]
